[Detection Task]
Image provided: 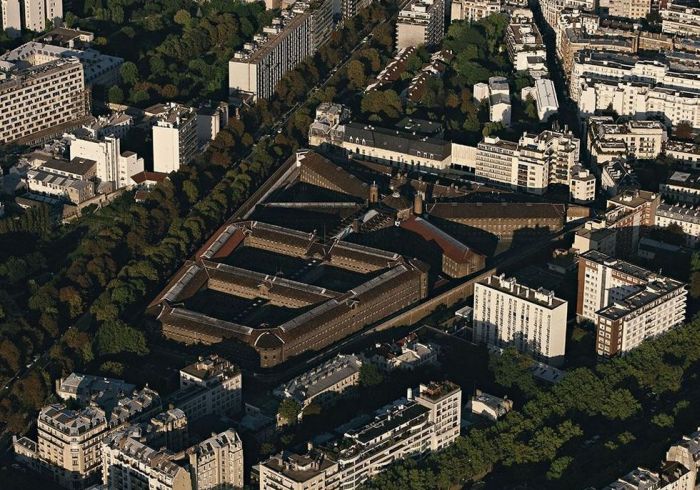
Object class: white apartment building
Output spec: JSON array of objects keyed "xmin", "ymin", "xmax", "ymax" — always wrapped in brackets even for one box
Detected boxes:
[
  {"xmin": 2, "ymin": 0, "xmax": 62, "ymax": 34},
  {"xmin": 187, "ymin": 430, "xmax": 244, "ymax": 490},
  {"xmin": 587, "ymin": 117, "xmax": 667, "ymax": 165},
  {"xmin": 259, "ymin": 381, "xmax": 461, "ymax": 490},
  {"xmin": 473, "ymin": 274, "xmax": 568, "ymax": 364},
  {"xmin": 521, "ymin": 78, "xmax": 559, "ymax": 121},
  {"xmin": 467, "ymin": 389, "xmax": 513, "ymax": 421},
  {"xmin": 570, "ymin": 165, "xmax": 596, "ymax": 203},
  {"xmin": 662, "ymin": 3, "xmax": 700, "ymax": 36},
  {"xmin": 577, "ymin": 250, "xmax": 686, "ymax": 357},
  {"xmin": 273, "ymin": 353, "xmax": 362, "ymax": 412},
  {"xmin": 342, "ymin": 122, "xmax": 452, "ymax": 169},
  {"xmin": 506, "ymin": 11, "xmax": 548, "ymax": 78},
  {"xmin": 152, "ymin": 103, "xmax": 198, "ymax": 174},
  {"xmin": 601, "ymin": 466, "xmax": 695, "ymax": 490},
  {"xmin": 229, "ymin": 0, "xmax": 333, "ymax": 100},
  {"xmin": 396, "ymin": 0, "xmax": 445, "ymax": 50},
  {"xmin": 540, "ymin": 0, "xmax": 595, "ymax": 29},
  {"xmin": 450, "ymin": 0, "xmax": 501, "ymax": 23},
  {"xmin": 171, "ymin": 355, "xmax": 243, "ymax": 422},
  {"xmin": 0, "ymin": 58, "xmax": 89, "ymax": 144},
  {"xmin": 68, "ymin": 133, "xmax": 144, "ymax": 190},
  {"xmin": 474, "ymin": 76, "xmax": 512, "ymax": 127},
  {"xmin": 667, "ymin": 428, "xmax": 700, "ymax": 475},
  {"xmin": 655, "ymin": 203, "xmax": 700, "ymax": 246},
  {"xmin": 571, "ymin": 50, "xmax": 700, "ymax": 128},
  {"xmin": 26, "ymin": 156, "xmax": 97, "ymax": 204},
  {"xmin": 0, "ymin": 40, "xmax": 124, "ymax": 86},
  {"xmin": 474, "ymin": 128, "xmax": 580, "ymax": 195},
  {"xmin": 608, "ymin": 0, "xmax": 651, "ymax": 20}
]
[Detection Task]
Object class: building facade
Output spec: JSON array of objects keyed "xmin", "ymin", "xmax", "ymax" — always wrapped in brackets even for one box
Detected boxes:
[
  {"xmin": 152, "ymin": 103, "xmax": 197, "ymax": 174},
  {"xmin": 396, "ymin": 0, "xmax": 445, "ymax": 50},
  {"xmin": 655, "ymin": 203, "xmax": 700, "ymax": 246},
  {"xmin": 587, "ymin": 117, "xmax": 666, "ymax": 165},
  {"xmin": 0, "ymin": 58, "xmax": 89, "ymax": 144},
  {"xmin": 474, "ymin": 274, "xmax": 568, "ymax": 364},
  {"xmin": 187, "ymin": 430, "xmax": 244, "ymax": 490},
  {"xmin": 577, "ymin": 250, "xmax": 686, "ymax": 357},
  {"xmin": 450, "ymin": 0, "xmax": 501, "ymax": 22}
]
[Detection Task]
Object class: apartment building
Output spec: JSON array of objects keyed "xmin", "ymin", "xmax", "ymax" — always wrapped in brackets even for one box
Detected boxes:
[
  {"xmin": 228, "ymin": 0, "xmax": 333, "ymax": 100},
  {"xmin": 655, "ymin": 203, "xmax": 700, "ymax": 246},
  {"xmin": 102, "ymin": 427, "xmax": 193, "ymax": 490},
  {"xmin": 341, "ymin": 0, "xmax": 371, "ymax": 20},
  {"xmin": 0, "ymin": 58, "xmax": 89, "ymax": 144},
  {"xmin": 342, "ymin": 121, "xmax": 452, "ymax": 169},
  {"xmin": 259, "ymin": 382, "xmax": 461, "ymax": 490},
  {"xmin": 661, "ymin": 170, "xmax": 700, "ymax": 204},
  {"xmin": 360, "ymin": 333, "xmax": 439, "ymax": 372},
  {"xmin": 521, "ymin": 78, "xmax": 559, "ymax": 121},
  {"xmin": 55, "ymin": 373, "xmax": 136, "ymax": 405},
  {"xmin": 571, "ymin": 50, "xmax": 700, "ymax": 127},
  {"xmin": 665, "ymin": 140, "xmax": 700, "ymax": 168},
  {"xmin": 67, "ymin": 129, "xmax": 144, "ymax": 190},
  {"xmin": 151, "ymin": 103, "xmax": 197, "ymax": 173},
  {"xmin": 308, "ymin": 102, "xmax": 350, "ymax": 147},
  {"xmin": 601, "ymin": 159, "xmax": 637, "ymax": 197},
  {"xmin": 171, "ymin": 355, "xmax": 243, "ymax": 422},
  {"xmin": 506, "ymin": 10, "xmax": 548, "ymax": 78},
  {"xmin": 473, "ymin": 274, "xmax": 568, "ymax": 364},
  {"xmin": 540, "ymin": 0, "xmax": 595, "ymax": 28},
  {"xmin": 667, "ymin": 428, "xmax": 700, "ymax": 475},
  {"xmin": 474, "ymin": 76, "xmax": 512, "ymax": 127},
  {"xmin": 450, "ymin": 0, "xmax": 501, "ymax": 22},
  {"xmin": 601, "ymin": 465, "xmax": 695, "ymax": 490},
  {"xmin": 187, "ymin": 430, "xmax": 244, "ymax": 490},
  {"xmin": 26, "ymin": 156, "xmax": 97, "ymax": 204},
  {"xmin": 196, "ymin": 101, "xmax": 229, "ymax": 145},
  {"xmin": 13, "ymin": 387, "xmax": 161, "ymax": 489},
  {"xmin": 474, "ymin": 128, "xmax": 580, "ymax": 195},
  {"xmin": 662, "ymin": 3, "xmax": 700, "ymax": 36},
  {"xmin": 396, "ymin": 0, "xmax": 445, "ymax": 50},
  {"xmin": 577, "ymin": 250, "xmax": 686, "ymax": 357},
  {"xmin": 273, "ymin": 354, "xmax": 362, "ymax": 413},
  {"xmin": 0, "ymin": 39, "xmax": 123, "ymax": 86},
  {"xmin": 586, "ymin": 117, "xmax": 667, "ymax": 165},
  {"xmin": 570, "ymin": 165, "xmax": 597, "ymax": 203},
  {"xmin": 604, "ymin": 189, "xmax": 660, "ymax": 255},
  {"xmin": 467, "ymin": 389, "xmax": 514, "ymax": 421},
  {"xmin": 1, "ymin": 0, "xmax": 62, "ymax": 35},
  {"xmin": 608, "ymin": 0, "xmax": 652, "ymax": 20}
]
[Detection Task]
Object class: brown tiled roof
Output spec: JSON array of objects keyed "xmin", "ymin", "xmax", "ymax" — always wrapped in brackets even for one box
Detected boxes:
[
  {"xmin": 131, "ymin": 171, "xmax": 169, "ymax": 184},
  {"xmin": 400, "ymin": 216, "xmax": 484, "ymax": 263},
  {"xmin": 298, "ymin": 152, "xmax": 369, "ymax": 199},
  {"xmin": 428, "ymin": 202, "xmax": 566, "ymax": 220}
]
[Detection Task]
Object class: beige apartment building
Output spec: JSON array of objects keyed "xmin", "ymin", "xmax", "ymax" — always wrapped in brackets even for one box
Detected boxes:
[
  {"xmin": 187, "ymin": 430, "xmax": 244, "ymax": 490},
  {"xmin": 608, "ymin": 0, "xmax": 651, "ymax": 20},
  {"xmin": 473, "ymin": 274, "xmax": 568, "ymax": 364},
  {"xmin": 171, "ymin": 355, "xmax": 243, "ymax": 422},
  {"xmin": 577, "ymin": 250, "xmax": 686, "ymax": 357},
  {"xmin": 662, "ymin": 3, "xmax": 700, "ymax": 36},
  {"xmin": 396, "ymin": 0, "xmax": 444, "ymax": 50},
  {"xmin": 0, "ymin": 58, "xmax": 89, "ymax": 144},
  {"xmin": 450, "ymin": 0, "xmax": 501, "ymax": 23}
]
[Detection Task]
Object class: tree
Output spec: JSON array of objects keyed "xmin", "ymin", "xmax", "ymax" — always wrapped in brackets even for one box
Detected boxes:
[
  {"xmin": 119, "ymin": 62, "xmax": 139, "ymax": 86},
  {"xmin": 674, "ymin": 121, "xmax": 694, "ymax": 141},
  {"xmin": 359, "ymin": 363, "xmax": 383, "ymax": 387},
  {"xmin": 361, "ymin": 90, "xmax": 403, "ymax": 121},
  {"xmin": 277, "ymin": 398, "xmax": 301, "ymax": 424},
  {"xmin": 174, "ymin": 9, "xmax": 192, "ymax": 26},
  {"xmin": 94, "ymin": 320, "xmax": 148, "ymax": 356},
  {"xmin": 108, "ymin": 86, "xmax": 124, "ymax": 104},
  {"xmin": 347, "ymin": 60, "xmax": 366, "ymax": 90}
]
